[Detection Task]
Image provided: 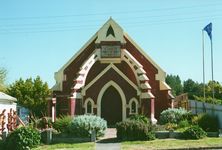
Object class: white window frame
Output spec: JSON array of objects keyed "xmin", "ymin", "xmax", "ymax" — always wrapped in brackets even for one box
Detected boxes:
[
  {"xmin": 129, "ymin": 98, "xmax": 138, "ymax": 114},
  {"xmin": 84, "ymin": 98, "xmax": 94, "ymax": 114}
]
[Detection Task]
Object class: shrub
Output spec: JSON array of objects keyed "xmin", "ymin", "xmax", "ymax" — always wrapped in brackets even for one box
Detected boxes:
[
  {"xmin": 116, "ymin": 119, "xmax": 155, "ymax": 141},
  {"xmin": 5, "ymin": 127, "xmax": 41, "ymax": 150},
  {"xmin": 69, "ymin": 115, "xmax": 107, "ymax": 137},
  {"xmin": 178, "ymin": 120, "xmax": 190, "ymax": 128},
  {"xmin": 183, "ymin": 125, "xmax": 207, "ymax": 139},
  {"xmin": 153, "ymin": 124, "xmax": 166, "ymax": 131},
  {"xmin": 165, "ymin": 123, "xmax": 178, "ymax": 131},
  {"xmin": 37, "ymin": 117, "xmax": 53, "ymax": 129},
  {"xmin": 53, "ymin": 115, "xmax": 72, "ymax": 133},
  {"xmin": 159, "ymin": 108, "xmax": 190, "ymax": 124},
  {"xmin": 191, "ymin": 115, "xmax": 199, "ymax": 125},
  {"xmin": 29, "ymin": 115, "xmax": 52, "ymax": 129},
  {"xmin": 193, "ymin": 113, "xmax": 219, "ymax": 132},
  {"xmin": 129, "ymin": 114, "xmax": 150, "ymax": 124}
]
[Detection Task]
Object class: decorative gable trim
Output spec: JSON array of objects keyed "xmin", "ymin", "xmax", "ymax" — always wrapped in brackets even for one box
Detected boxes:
[
  {"xmin": 52, "ymin": 18, "xmax": 168, "ymax": 91},
  {"xmin": 95, "ymin": 18, "xmax": 126, "ymax": 44},
  {"xmin": 52, "ymin": 33, "xmax": 97, "ymax": 91},
  {"xmin": 124, "ymin": 32, "xmax": 166, "ymax": 81},
  {"xmin": 82, "ymin": 63, "xmax": 140, "ymax": 95}
]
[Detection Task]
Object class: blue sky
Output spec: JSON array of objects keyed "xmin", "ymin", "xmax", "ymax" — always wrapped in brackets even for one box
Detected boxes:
[{"xmin": 0, "ymin": 0, "xmax": 222, "ymax": 87}]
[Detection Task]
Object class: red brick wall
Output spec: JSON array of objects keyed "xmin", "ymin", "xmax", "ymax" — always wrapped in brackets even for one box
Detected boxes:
[
  {"xmin": 85, "ymin": 61, "xmax": 108, "ymax": 85},
  {"xmin": 115, "ymin": 61, "xmax": 138, "ymax": 86},
  {"xmin": 63, "ymin": 38, "xmax": 97, "ymax": 94},
  {"xmin": 85, "ymin": 67, "xmax": 138, "ymax": 105},
  {"xmin": 53, "ymin": 35, "xmax": 170, "ymax": 119},
  {"xmin": 124, "ymin": 36, "xmax": 170, "ymax": 118}
]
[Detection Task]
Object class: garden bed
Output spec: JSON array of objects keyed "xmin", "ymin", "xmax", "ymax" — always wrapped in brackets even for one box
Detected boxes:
[
  {"xmin": 155, "ymin": 131, "xmax": 219, "ymax": 139},
  {"xmin": 52, "ymin": 133, "xmax": 91, "ymax": 143},
  {"xmin": 41, "ymin": 129, "xmax": 93, "ymax": 144},
  {"xmin": 207, "ymin": 132, "xmax": 219, "ymax": 137},
  {"xmin": 155, "ymin": 131, "xmax": 182, "ymax": 139}
]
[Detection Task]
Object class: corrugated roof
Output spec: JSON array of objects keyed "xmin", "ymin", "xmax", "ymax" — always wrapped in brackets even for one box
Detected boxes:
[{"xmin": 0, "ymin": 92, "xmax": 17, "ymax": 102}]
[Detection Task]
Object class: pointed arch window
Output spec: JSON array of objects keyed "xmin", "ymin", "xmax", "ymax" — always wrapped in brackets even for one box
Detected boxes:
[
  {"xmin": 84, "ymin": 98, "xmax": 94, "ymax": 114},
  {"xmin": 129, "ymin": 98, "xmax": 138, "ymax": 114},
  {"xmin": 87, "ymin": 101, "xmax": 92, "ymax": 114},
  {"xmin": 131, "ymin": 101, "xmax": 136, "ymax": 114},
  {"xmin": 106, "ymin": 25, "xmax": 115, "ymax": 37}
]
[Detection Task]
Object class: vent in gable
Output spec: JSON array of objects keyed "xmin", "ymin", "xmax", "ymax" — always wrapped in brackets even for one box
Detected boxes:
[{"xmin": 106, "ymin": 25, "xmax": 115, "ymax": 37}]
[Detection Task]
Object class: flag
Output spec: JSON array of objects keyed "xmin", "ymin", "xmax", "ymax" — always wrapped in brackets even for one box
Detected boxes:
[{"xmin": 203, "ymin": 23, "xmax": 212, "ymax": 40}]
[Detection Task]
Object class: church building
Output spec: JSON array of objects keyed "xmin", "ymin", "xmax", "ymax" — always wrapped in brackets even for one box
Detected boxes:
[{"xmin": 51, "ymin": 18, "xmax": 174, "ymax": 124}]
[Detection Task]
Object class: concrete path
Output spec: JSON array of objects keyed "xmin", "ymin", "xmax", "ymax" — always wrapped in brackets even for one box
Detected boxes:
[
  {"xmin": 96, "ymin": 128, "xmax": 120, "ymax": 150},
  {"xmin": 99, "ymin": 128, "xmax": 117, "ymax": 140},
  {"xmin": 96, "ymin": 143, "xmax": 120, "ymax": 150}
]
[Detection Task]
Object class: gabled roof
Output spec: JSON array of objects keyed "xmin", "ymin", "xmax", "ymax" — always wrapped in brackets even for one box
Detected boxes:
[
  {"xmin": 0, "ymin": 92, "xmax": 17, "ymax": 102},
  {"xmin": 124, "ymin": 32, "xmax": 166, "ymax": 81},
  {"xmin": 53, "ymin": 18, "xmax": 166, "ymax": 90}
]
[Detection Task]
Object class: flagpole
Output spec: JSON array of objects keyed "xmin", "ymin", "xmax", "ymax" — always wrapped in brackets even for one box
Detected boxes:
[
  {"xmin": 211, "ymin": 35, "xmax": 215, "ymax": 102},
  {"xmin": 202, "ymin": 30, "xmax": 206, "ymax": 100}
]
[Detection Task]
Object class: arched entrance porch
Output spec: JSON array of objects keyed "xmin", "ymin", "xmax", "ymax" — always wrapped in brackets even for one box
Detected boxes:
[{"xmin": 97, "ymin": 81, "xmax": 126, "ymax": 125}]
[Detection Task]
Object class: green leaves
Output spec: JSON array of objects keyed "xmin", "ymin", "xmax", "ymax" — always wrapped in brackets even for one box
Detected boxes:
[
  {"xmin": 5, "ymin": 127, "xmax": 41, "ymax": 150},
  {"xmin": 53, "ymin": 115, "xmax": 73, "ymax": 133},
  {"xmin": 166, "ymin": 74, "xmax": 183, "ymax": 96},
  {"xmin": 166, "ymin": 74, "xmax": 222, "ymax": 105},
  {"xmin": 159, "ymin": 108, "xmax": 191, "ymax": 125},
  {"xmin": 69, "ymin": 115, "xmax": 107, "ymax": 137},
  {"xmin": 116, "ymin": 119, "xmax": 155, "ymax": 141},
  {"xmin": 183, "ymin": 125, "xmax": 207, "ymax": 139},
  {"xmin": 6, "ymin": 76, "xmax": 51, "ymax": 117},
  {"xmin": 0, "ymin": 67, "xmax": 7, "ymax": 92}
]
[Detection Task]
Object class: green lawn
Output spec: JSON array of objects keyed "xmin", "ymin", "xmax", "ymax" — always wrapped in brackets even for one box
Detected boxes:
[
  {"xmin": 121, "ymin": 138, "xmax": 222, "ymax": 150},
  {"xmin": 13, "ymin": 137, "xmax": 222, "ymax": 150},
  {"xmin": 32, "ymin": 142, "xmax": 95, "ymax": 150}
]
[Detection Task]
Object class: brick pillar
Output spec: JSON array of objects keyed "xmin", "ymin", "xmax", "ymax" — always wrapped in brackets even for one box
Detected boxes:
[
  {"xmin": 70, "ymin": 97, "xmax": 76, "ymax": 116},
  {"xmin": 51, "ymin": 97, "xmax": 56, "ymax": 122},
  {"xmin": 150, "ymin": 98, "xmax": 157, "ymax": 124}
]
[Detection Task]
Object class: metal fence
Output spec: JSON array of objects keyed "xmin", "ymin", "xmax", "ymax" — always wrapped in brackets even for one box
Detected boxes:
[{"xmin": 189, "ymin": 100, "xmax": 222, "ymax": 128}]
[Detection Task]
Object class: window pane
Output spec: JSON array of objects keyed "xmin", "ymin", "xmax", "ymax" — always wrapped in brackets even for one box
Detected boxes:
[
  {"xmin": 87, "ymin": 101, "xmax": 92, "ymax": 113},
  {"xmin": 131, "ymin": 101, "xmax": 136, "ymax": 113},
  {"xmin": 101, "ymin": 46, "xmax": 121, "ymax": 58}
]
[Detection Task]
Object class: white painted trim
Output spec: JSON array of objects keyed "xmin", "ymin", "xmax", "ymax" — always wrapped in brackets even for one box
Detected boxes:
[
  {"xmin": 129, "ymin": 98, "xmax": 138, "ymax": 114},
  {"xmin": 122, "ymin": 51, "xmax": 140, "ymax": 86},
  {"xmin": 97, "ymin": 80, "xmax": 126, "ymax": 121},
  {"xmin": 0, "ymin": 92, "xmax": 17, "ymax": 102},
  {"xmin": 123, "ymin": 49, "xmax": 142, "ymax": 68},
  {"xmin": 52, "ymin": 33, "xmax": 97, "ymax": 91},
  {"xmin": 140, "ymin": 91, "xmax": 155, "ymax": 99},
  {"xmin": 160, "ymin": 81, "xmax": 171, "ymax": 90},
  {"xmin": 82, "ymin": 63, "xmax": 140, "ymax": 95},
  {"xmin": 52, "ymin": 18, "xmax": 167, "ymax": 91},
  {"xmin": 52, "ymin": 106, "xmax": 55, "ymax": 122},
  {"xmin": 95, "ymin": 18, "xmax": 126, "ymax": 44},
  {"xmin": 84, "ymin": 98, "xmax": 95, "ymax": 115},
  {"xmin": 124, "ymin": 32, "xmax": 166, "ymax": 81},
  {"xmin": 140, "ymin": 82, "xmax": 151, "ymax": 89}
]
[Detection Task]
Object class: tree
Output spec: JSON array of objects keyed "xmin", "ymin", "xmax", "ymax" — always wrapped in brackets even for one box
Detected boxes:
[
  {"xmin": 183, "ymin": 79, "xmax": 203, "ymax": 99},
  {"xmin": 0, "ymin": 67, "xmax": 7, "ymax": 92},
  {"xmin": 7, "ymin": 76, "xmax": 51, "ymax": 117},
  {"xmin": 206, "ymin": 81, "xmax": 222, "ymax": 100},
  {"xmin": 165, "ymin": 74, "xmax": 183, "ymax": 96}
]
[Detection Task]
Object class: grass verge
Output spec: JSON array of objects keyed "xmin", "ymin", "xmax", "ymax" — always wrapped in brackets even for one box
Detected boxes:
[
  {"xmin": 32, "ymin": 142, "xmax": 94, "ymax": 150},
  {"xmin": 121, "ymin": 138, "xmax": 222, "ymax": 150}
]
